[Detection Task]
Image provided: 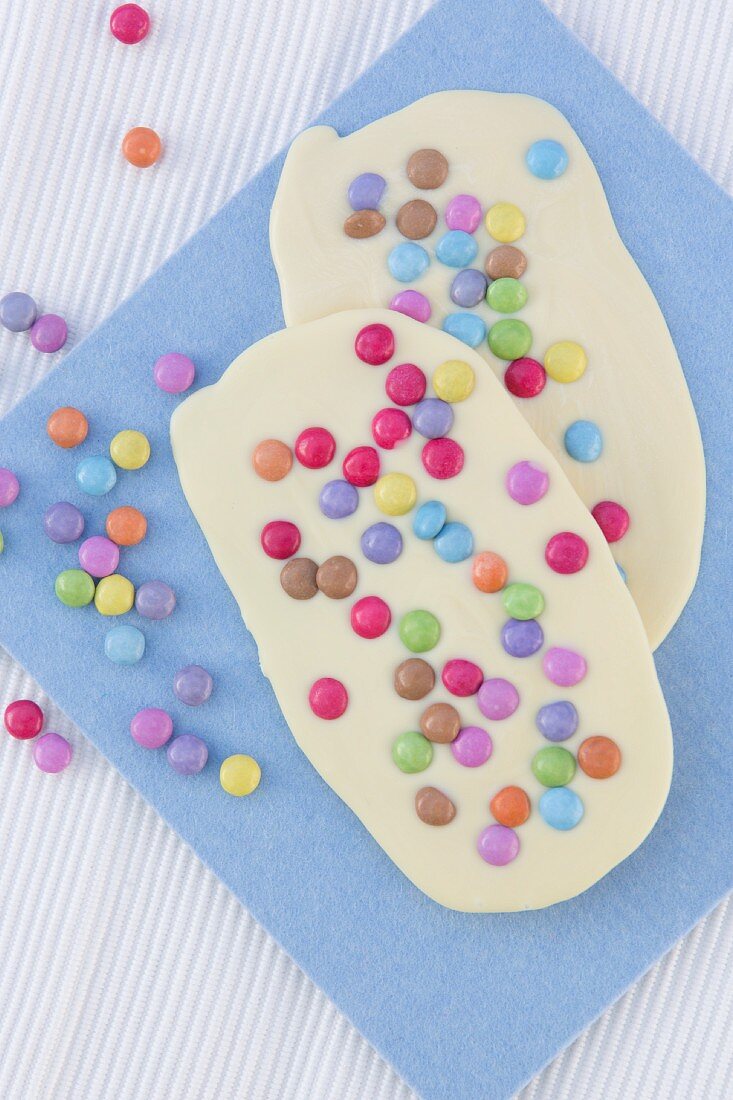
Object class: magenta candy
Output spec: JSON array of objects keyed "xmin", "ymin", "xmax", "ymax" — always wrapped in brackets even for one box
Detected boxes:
[
  {"xmin": 445, "ymin": 194, "xmax": 482, "ymax": 233},
  {"xmin": 371, "ymin": 407, "xmax": 412, "ymax": 450},
  {"xmin": 442, "ymin": 659, "xmax": 483, "ymax": 696},
  {"xmin": 354, "ymin": 323, "xmax": 394, "ymax": 365},
  {"xmin": 385, "ymin": 363, "xmax": 426, "ymax": 406},
  {"xmin": 78, "ymin": 535, "xmax": 120, "ymax": 578},
  {"xmin": 592, "ymin": 500, "xmax": 630, "ymax": 543},
  {"xmin": 154, "ymin": 352, "xmax": 196, "ymax": 394},
  {"xmin": 350, "ymin": 595, "xmax": 391, "ymax": 639},
  {"xmin": 0, "ymin": 468, "xmax": 20, "ymax": 507},
  {"xmin": 390, "ymin": 290, "xmax": 431, "ymax": 323},
  {"xmin": 451, "ymin": 725, "xmax": 493, "ymax": 767},
  {"xmin": 110, "ymin": 3, "xmax": 150, "ymax": 43},
  {"xmin": 477, "ymin": 824, "xmax": 520, "ymax": 866},
  {"xmin": 260, "ymin": 520, "xmax": 301, "ymax": 559},
  {"xmin": 342, "ymin": 446, "xmax": 380, "ymax": 487},
  {"xmin": 545, "ymin": 531, "xmax": 589, "ymax": 574},
  {"xmin": 477, "ymin": 677, "xmax": 520, "ymax": 720},
  {"xmin": 294, "ymin": 427, "xmax": 336, "ymax": 469},
  {"xmin": 30, "ymin": 314, "xmax": 67, "ymax": 353},
  {"xmin": 33, "ymin": 732, "xmax": 72, "ymax": 773},
  {"xmin": 506, "ymin": 460, "xmax": 549, "ymax": 505},
  {"xmin": 543, "ymin": 646, "xmax": 587, "ymax": 687},
  {"xmin": 309, "ymin": 677, "xmax": 348, "ymax": 719},
  {"xmin": 422, "ymin": 437, "xmax": 464, "ymax": 479},
  {"xmin": 130, "ymin": 707, "xmax": 173, "ymax": 748}
]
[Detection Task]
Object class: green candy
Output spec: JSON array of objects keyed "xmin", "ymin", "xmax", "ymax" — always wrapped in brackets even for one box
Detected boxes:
[
  {"xmin": 392, "ymin": 730, "xmax": 434, "ymax": 774},
  {"xmin": 488, "ymin": 318, "xmax": 532, "ymax": 360},
  {"xmin": 55, "ymin": 568, "xmax": 95, "ymax": 608},
  {"xmin": 399, "ymin": 609, "xmax": 441, "ymax": 653},
  {"xmin": 532, "ymin": 746, "xmax": 576, "ymax": 788},
  {"xmin": 487, "ymin": 277, "xmax": 528, "ymax": 314},
  {"xmin": 502, "ymin": 582, "xmax": 545, "ymax": 621}
]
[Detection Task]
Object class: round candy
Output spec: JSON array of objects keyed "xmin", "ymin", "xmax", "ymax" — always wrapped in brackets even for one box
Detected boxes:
[
  {"xmin": 502, "ymin": 582, "xmax": 544, "ymax": 620},
  {"xmin": 488, "ymin": 319, "xmax": 532, "ymax": 360},
  {"xmin": 504, "ymin": 357, "xmax": 546, "ymax": 398},
  {"xmin": 309, "ymin": 677, "xmax": 348, "ymax": 719},
  {"xmin": 413, "ymin": 500, "xmax": 446, "ymax": 540},
  {"xmin": 4, "ymin": 699, "xmax": 43, "ymax": 740},
  {"xmin": 343, "ymin": 445, "xmax": 380, "ymax": 486},
  {"xmin": 167, "ymin": 734, "xmax": 208, "ymax": 776},
  {"xmin": 420, "ymin": 702, "xmax": 460, "ymax": 744},
  {"xmin": 396, "ymin": 199, "xmax": 437, "ymax": 240},
  {"xmin": 487, "ymin": 277, "xmax": 528, "ymax": 314},
  {"xmin": 122, "ymin": 126, "xmax": 162, "ymax": 168},
  {"xmin": 592, "ymin": 500, "xmax": 630, "ymax": 543},
  {"xmin": 106, "ymin": 505, "xmax": 147, "ymax": 546},
  {"xmin": 154, "ymin": 352, "xmax": 196, "ymax": 394},
  {"xmin": 220, "ymin": 754, "xmax": 261, "ymax": 797},
  {"xmin": 399, "ymin": 609, "xmax": 440, "ymax": 653},
  {"xmin": 445, "ymin": 194, "xmax": 481, "ymax": 232},
  {"xmin": 174, "ymin": 664, "xmax": 213, "ymax": 706},
  {"xmin": 578, "ymin": 735, "xmax": 621, "ymax": 778},
  {"xmin": 501, "ymin": 618, "xmax": 543, "ymax": 658},
  {"xmin": 47, "ymin": 406, "xmax": 88, "ymax": 448},
  {"xmin": 422, "ymin": 438, "xmax": 465, "ymax": 481},
  {"xmin": 526, "ymin": 138, "xmax": 568, "ymax": 179},
  {"xmin": 442, "ymin": 313, "xmax": 487, "ymax": 348},
  {"xmin": 540, "ymin": 787, "xmax": 584, "ymax": 830},
  {"xmin": 472, "ymin": 551, "xmax": 508, "ymax": 593},
  {"xmin": 294, "ymin": 427, "xmax": 336, "ymax": 468},
  {"xmin": 442, "ymin": 659, "xmax": 482, "ymax": 697},
  {"xmin": 94, "ymin": 574, "xmax": 134, "ymax": 615},
  {"xmin": 477, "ymin": 824, "xmax": 519, "ymax": 865},
  {"xmin": 477, "ymin": 678, "xmax": 519, "ymax": 720},
  {"xmin": 564, "ymin": 419, "xmax": 603, "ymax": 462},
  {"xmin": 373, "ymin": 472, "xmax": 416, "ymax": 516},
  {"xmin": 350, "ymin": 595, "xmax": 391, "ymax": 639},
  {"xmin": 55, "ymin": 569, "xmax": 95, "ymax": 608},
  {"xmin": 394, "ymin": 658, "xmax": 435, "ymax": 700},
  {"xmin": 390, "ymin": 290, "xmax": 431, "ymax": 323},
  {"xmin": 415, "ymin": 787, "xmax": 456, "ymax": 826},
  {"xmin": 280, "ymin": 557, "xmax": 319, "ymax": 600},
  {"xmin": 78, "ymin": 535, "xmax": 120, "ymax": 578},
  {"xmin": 536, "ymin": 701, "xmax": 579, "ymax": 743},
  {"xmin": 319, "ymin": 479, "xmax": 359, "ymax": 519},
  {"xmin": 432, "ymin": 359, "xmax": 475, "ymax": 403},
  {"xmin": 110, "ymin": 4, "xmax": 150, "ymax": 43},
  {"xmin": 545, "ymin": 532, "xmax": 589, "ymax": 574},
  {"xmin": 388, "ymin": 242, "xmax": 430, "ymax": 282},
  {"xmin": 76, "ymin": 455, "xmax": 117, "ymax": 496},
  {"xmin": 348, "ymin": 172, "xmax": 386, "ymax": 211},
  {"xmin": 371, "ymin": 407, "xmax": 412, "ymax": 450},
  {"xmin": 434, "ymin": 521, "xmax": 472, "ymax": 562},
  {"xmin": 385, "ymin": 363, "xmax": 426, "ymax": 406},
  {"xmin": 345, "ymin": 211, "xmax": 385, "ymax": 238},
  {"xmin": 361, "ymin": 522, "xmax": 402, "ymax": 564},
  {"xmin": 449, "ymin": 269, "xmax": 487, "ymax": 308},
  {"xmin": 490, "ymin": 786, "xmax": 530, "ymax": 828},
  {"xmin": 449, "ymin": 726, "xmax": 493, "ymax": 770},
  {"xmin": 30, "ymin": 315, "xmax": 67, "ymax": 353},
  {"xmin": 485, "ymin": 202, "xmax": 525, "ymax": 243},
  {"xmin": 532, "ymin": 745, "xmax": 576, "ymax": 787},
  {"xmin": 543, "ymin": 647, "xmax": 587, "ymax": 687},
  {"xmin": 110, "ymin": 429, "xmax": 150, "ymax": 470},
  {"xmin": 544, "ymin": 341, "xmax": 587, "ymax": 383},
  {"xmin": 135, "ymin": 579, "xmax": 176, "ymax": 619},
  {"xmin": 44, "ymin": 501, "xmax": 84, "ymax": 544},
  {"xmin": 485, "ymin": 245, "xmax": 527, "ymax": 280},
  {"xmin": 0, "ymin": 468, "xmax": 20, "ymax": 506},
  {"xmin": 435, "ymin": 230, "xmax": 478, "ymax": 268},
  {"xmin": 130, "ymin": 707, "xmax": 173, "ymax": 749},
  {"xmin": 33, "ymin": 733, "xmax": 72, "ymax": 773},
  {"xmin": 392, "ymin": 730, "xmax": 433, "ymax": 773},
  {"xmin": 0, "ymin": 291, "xmax": 36, "ymax": 332},
  {"xmin": 411, "ymin": 398, "xmax": 453, "ymax": 439},
  {"xmin": 506, "ymin": 460, "xmax": 549, "ymax": 505},
  {"xmin": 260, "ymin": 520, "xmax": 301, "ymax": 559},
  {"xmin": 406, "ymin": 148, "xmax": 448, "ymax": 189},
  {"xmin": 316, "ymin": 555, "xmax": 357, "ymax": 599},
  {"xmin": 105, "ymin": 623, "xmax": 145, "ymax": 665},
  {"xmin": 354, "ymin": 323, "xmax": 394, "ymax": 365}
]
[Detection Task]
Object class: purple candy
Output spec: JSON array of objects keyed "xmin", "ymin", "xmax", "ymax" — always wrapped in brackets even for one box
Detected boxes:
[
  {"xmin": 477, "ymin": 677, "xmax": 520, "ymax": 720},
  {"xmin": 154, "ymin": 352, "xmax": 196, "ymax": 394},
  {"xmin": 78, "ymin": 535, "xmax": 120, "ymax": 577},
  {"xmin": 360, "ymin": 522, "xmax": 402, "ymax": 564},
  {"xmin": 33, "ymin": 732, "xmax": 72, "ymax": 773},
  {"xmin": 130, "ymin": 707, "xmax": 173, "ymax": 749},
  {"xmin": 319, "ymin": 479, "xmax": 359, "ymax": 520},
  {"xmin": 501, "ymin": 618, "xmax": 544, "ymax": 658},
  {"xmin": 390, "ymin": 289, "xmax": 431, "ymax": 323},
  {"xmin": 450, "ymin": 268, "xmax": 488, "ymax": 308},
  {"xmin": 30, "ymin": 314, "xmax": 67, "ymax": 352},
  {"xmin": 411, "ymin": 398, "xmax": 453, "ymax": 439},
  {"xmin": 167, "ymin": 734, "xmax": 208, "ymax": 775},
  {"xmin": 173, "ymin": 664, "xmax": 213, "ymax": 706},
  {"xmin": 0, "ymin": 291, "xmax": 37, "ymax": 332},
  {"xmin": 536, "ymin": 700, "xmax": 579, "ymax": 742},
  {"xmin": 44, "ymin": 501, "xmax": 85, "ymax": 544},
  {"xmin": 347, "ymin": 172, "xmax": 386, "ymax": 211},
  {"xmin": 135, "ymin": 579, "xmax": 176, "ymax": 620},
  {"xmin": 0, "ymin": 468, "xmax": 20, "ymax": 507},
  {"xmin": 445, "ymin": 194, "xmax": 482, "ymax": 233},
  {"xmin": 506, "ymin": 460, "xmax": 549, "ymax": 505},
  {"xmin": 477, "ymin": 824, "xmax": 520, "ymax": 866},
  {"xmin": 451, "ymin": 725, "xmax": 493, "ymax": 768},
  {"xmin": 543, "ymin": 647, "xmax": 587, "ymax": 687}
]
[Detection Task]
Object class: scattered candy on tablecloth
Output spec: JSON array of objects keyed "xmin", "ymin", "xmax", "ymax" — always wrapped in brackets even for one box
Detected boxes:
[
  {"xmin": 78, "ymin": 535, "xmax": 120, "ymax": 577},
  {"xmin": 135, "ymin": 579, "xmax": 176, "ymax": 619},
  {"xmin": 94, "ymin": 573, "xmax": 134, "ymax": 615},
  {"xmin": 105, "ymin": 623, "xmax": 145, "ymax": 665},
  {"xmin": 130, "ymin": 707, "xmax": 173, "ymax": 749},
  {"xmin": 167, "ymin": 734, "xmax": 208, "ymax": 775},
  {"xmin": 33, "ymin": 732, "xmax": 72, "ymax": 773},
  {"xmin": 56, "ymin": 568, "xmax": 95, "ymax": 608},
  {"xmin": 76, "ymin": 455, "xmax": 117, "ymax": 496},
  {"xmin": 0, "ymin": 292, "xmax": 36, "ymax": 332},
  {"xmin": 110, "ymin": 4, "xmax": 150, "ymax": 44},
  {"xmin": 4, "ymin": 699, "xmax": 43, "ymax": 740},
  {"xmin": 220, "ymin": 754, "xmax": 261, "ymax": 796},
  {"xmin": 154, "ymin": 352, "xmax": 196, "ymax": 394},
  {"xmin": 0, "ymin": 468, "xmax": 20, "ymax": 507},
  {"xmin": 30, "ymin": 314, "xmax": 67, "ymax": 353},
  {"xmin": 47, "ymin": 406, "xmax": 88, "ymax": 448},
  {"xmin": 110, "ymin": 429, "xmax": 150, "ymax": 470},
  {"xmin": 45, "ymin": 502, "xmax": 85, "ymax": 544},
  {"xmin": 106, "ymin": 505, "xmax": 147, "ymax": 546},
  {"xmin": 122, "ymin": 126, "xmax": 162, "ymax": 168},
  {"xmin": 173, "ymin": 664, "xmax": 213, "ymax": 706}
]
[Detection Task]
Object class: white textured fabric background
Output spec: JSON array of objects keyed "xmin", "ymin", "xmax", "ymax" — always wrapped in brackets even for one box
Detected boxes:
[{"xmin": 0, "ymin": 2, "xmax": 730, "ymax": 1098}]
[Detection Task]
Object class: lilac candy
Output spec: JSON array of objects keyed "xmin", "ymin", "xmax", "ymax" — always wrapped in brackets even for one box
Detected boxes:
[
  {"xmin": 135, "ymin": 579, "xmax": 176, "ymax": 619},
  {"xmin": 130, "ymin": 707, "xmax": 173, "ymax": 749},
  {"xmin": 543, "ymin": 647, "xmax": 587, "ymax": 687},
  {"xmin": 167, "ymin": 734, "xmax": 208, "ymax": 775},
  {"xmin": 319, "ymin": 479, "xmax": 359, "ymax": 519},
  {"xmin": 33, "ymin": 732, "xmax": 72, "ymax": 773},
  {"xmin": 506, "ymin": 460, "xmax": 549, "ymax": 505},
  {"xmin": 451, "ymin": 725, "xmax": 493, "ymax": 767},
  {"xmin": 477, "ymin": 824, "xmax": 520, "ymax": 866},
  {"xmin": 0, "ymin": 291, "xmax": 36, "ymax": 332},
  {"xmin": 347, "ymin": 172, "xmax": 386, "ymax": 211},
  {"xmin": 154, "ymin": 352, "xmax": 196, "ymax": 394},
  {"xmin": 450, "ymin": 268, "xmax": 488, "ymax": 308},
  {"xmin": 477, "ymin": 677, "xmax": 520, "ymax": 720},
  {"xmin": 360, "ymin": 522, "xmax": 402, "ymax": 564},
  {"xmin": 174, "ymin": 664, "xmax": 213, "ymax": 706},
  {"xmin": 0, "ymin": 468, "xmax": 20, "ymax": 507},
  {"xmin": 44, "ymin": 501, "xmax": 85, "ymax": 544},
  {"xmin": 78, "ymin": 535, "xmax": 120, "ymax": 577},
  {"xmin": 30, "ymin": 314, "xmax": 67, "ymax": 352},
  {"xmin": 501, "ymin": 618, "xmax": 544, "ymax": 658},
  {"xmin": 412, "ymin": 398, "xmax": 453, "ymax": 439},
  {"xmin": 390, "ymin": 290, "xmax": 431, "ymax": 323},
  {"xmin": 445, "ymin": 194, "xmax": 482, "ymax": 233},
  {"xmin": 536, "ymin": 700, "xmax": 578, "ymax": 742}
]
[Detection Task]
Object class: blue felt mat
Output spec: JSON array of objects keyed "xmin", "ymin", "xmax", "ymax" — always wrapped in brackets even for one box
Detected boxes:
[{"xmin": 0, "ymin": 1, "xmax": 732, "ymax": 1097}]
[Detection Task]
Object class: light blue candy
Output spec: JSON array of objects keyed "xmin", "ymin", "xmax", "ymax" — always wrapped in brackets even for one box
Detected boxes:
[
  {"xmin": 413, "ymin": 501, "xmax": 447, "ymax": 540},
  {"xmin": 539, "ymin": 787, "xmax": 584, "ymax": 830},
  {"xmin": 76, "ymin": 455, "xmax": 117, "ymax": 496},
  {"xmin": 564, "ymin": 419, "xmax": 603, "ymax": 463},
  {"xmin": 105, "ymin": 623, "xmax": 145, "ymax": 665},
  {"xmin": 442, "ymin": 312, "xmax": 487, "ymax": 348},
  {"xmin": 616, "ymin": 562, "xmax": 628, "ymax": 584},
  {"xmin": 526, "ymin": 139, "xmax": 569, "ymax": 179},
  {"xmin": 388, "ymin": 242, "xmax": 430, "ymax": 283},
  {"xmin": 435, "ymin": 230, "xmax": 478, "ymax": 268},
  {"xmin": 434, "ymin": 521, "xmax": 473, "ymax": 563}
]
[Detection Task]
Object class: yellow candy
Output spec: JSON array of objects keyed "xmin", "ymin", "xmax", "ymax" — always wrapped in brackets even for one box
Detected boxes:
[
  {"xmin": 220, "ymin": 754, "xmax": 261, "ymax": 797},
  {"xmin": 374, "ymin": 473, "xmax": 417, "ymax": 516},
  {"xmin": 544, "ymin": 341, "xmax": 587, "ymax": 383},
  {"xmin": 110, "ymin": 429, "xmax": 151, "ymax": 470},
  {"xmin": 485, "ymin": 202, "xmax": 526, "ymax": 243},
  {"xmin": 432, "ymin": 359, "xmax": 475, "ymax": 403},
  {"xmin": 95, "ymin": 574, "xmax": 135, "ymax": 616}
]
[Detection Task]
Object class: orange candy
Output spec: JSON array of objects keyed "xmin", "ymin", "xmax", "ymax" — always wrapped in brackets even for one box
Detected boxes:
[
  {"xmin": 578, "ymin": 736, "xmax": 621, "ymax": 779},
  {"xmin": 472, "ymin": 551, "xmax": 508, "ymax": 593},
  {"xmin": 490, "ymin": 785, "xmax": 531, "ymax": 827},
  {"xmin": 47, "ymin": 406, "xmax": 89, "ymax": 449},
  {"xmin": 122, "ymin": 127, "xmax": 162, "ymax": 168},
  {"xmin": 106, "ymin": 505, "xmax": 148, "ymax": 547},
  {"xmin": 252, "ymin": 439, "xmax": 292, "ymax": 482}
]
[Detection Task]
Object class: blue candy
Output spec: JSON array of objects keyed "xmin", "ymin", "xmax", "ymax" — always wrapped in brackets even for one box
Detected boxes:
[
  {"xmin": 361, "ymin": 522, "xmax": 402, "ymax": 564},
  {"xmin": 76, "ymin": 455, "xmax": 117, "ymax": 496},
  {"xmin": 412, "ymin": 398, "xmax": 453, "ymax": 439},
  {"xmin": 434, "ymin": 521, "xmax": 473, "ymax": 563},
  {"xmin": 0, "ymin": 291, "xmax": 37, "ymax": 332},
  {"xmin": 413, "ymin": 501, "xmax": 447, "ymax": 540},
  {"xmin": 388, "ymin": 242, "xmax": 430, "ymax": 283},
  {"xmin": 450, "ymin": 268, "xmax": 487, "ymax": 307},
  {"xmin": 319, "ymin": 479, "xmax": 359, "ymax": 519},
  {"xmin": 539, "ymin": 787, "xmax": 584, "ymax": 830},
  {"xmin": 347, "ymin": 172, "xmax": 386, "ymax": 211},
  {"xmin": 535, "ymin": 701, "xmax": 578, "ymax": 742},
  {"xmin": 564, "ymin": 419, "xmax": 603, "ymax": 462},
  {"xmin": 442, "ymin": 312, "xmax": 487, "ymax": 348},
  {"xmin": 526, "ymin": 139, "xmax": 569, "ymax": 180},
  {"xmin": 105, "ymin": 623, "xmax": 145, "ymax": 665},
  {"xmin": 435, "ymin": 230, "xmax": 478, "ymax": 268},
  {"xmin": 617, "ymin": 562, "xmax": 628, "ymax": 584}
]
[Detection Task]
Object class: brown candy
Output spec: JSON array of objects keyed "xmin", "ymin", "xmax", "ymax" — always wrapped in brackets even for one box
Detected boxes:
[
  {"xmin": 394, "ymin": 658, "xmax": 435, "ymax": 701},
  {"xmin": 316, "ymin": 555, "xmax": 357, "ymax": 599},
  {"xmin": 280, "ymin": 557, "xmax": 318, "ymax": 600},
  {"xmin": 415, "ymin": 786, "xmax": 456, "ymax": 827},
  {"xmin": 485, "ymin": 244, "xmax": 527, "ymax": 281},
  {"xmin": 578, "ymin": 736, "xmax": 621, "ymax": 779},
  {"xmin": 406, "ymin": 148, "xmax": 449, "ymax": 189},
  {"xmin": 420, "ymin": 702, "xmax": 460, "ymax": 744},
  {"xmin": 344, "ymin": 209, "xmax": 386, "ymax": 239},
  {"xmin": 396, "ymin": 199, "xmax": 437, "ymax": 240}
]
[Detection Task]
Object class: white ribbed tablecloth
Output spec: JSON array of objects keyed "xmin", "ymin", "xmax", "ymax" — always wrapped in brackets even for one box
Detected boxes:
[{"xmin": 0, "ymin": 3, "xmax": 731, "ymax": 1097}]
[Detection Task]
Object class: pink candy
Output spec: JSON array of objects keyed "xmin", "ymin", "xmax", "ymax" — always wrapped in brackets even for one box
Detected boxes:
[
  {"xmin": 294, "ymin": 426, "xmax": 336, "ymax": 469},
  {"xmin": 477, "ymin": 678, "xmax": 520, "ymax": 720},
  {"xmin": 371, "ymin": 407, "xmax": 412, "ymax": 450},
  {"xmin": 545, "ymin": 532, "xmax": 589, "ymax": 574},
  {"xmin": 592, "ymin": 500, "xmax": 630, "ymax": 543},
  {"xmin": 154, "ymin": 352, "xmax": 195, "ymax": 394},
  {"xmin": 445, "ymin": 194, "xmax": 482, "ymax": 233},
  {"xmin": 78, "ymin": 535, "xmax": 120, "ymax": 577},
  {"xmin": 110, "ymin": 4, "xmax": 150, "ymax": 44},
  {"xmin": 130, "ymin": 707, "xmax": 174, "ymax": 748},
  {"xmin": 451, "ymin": 725, "xmax": 493, "ymax": 768},
  {"xmin": 350, "ymin": 596, "xmax": 391, "ymax": 639},
  {"xmin": 385, "ymin": 363, "xmax": 426, "ymax": 406},
  {"xmin": 0, "ymin": 467, "xmax": 20, "ymax": 507},
  {"xmin": 260, "ymin": 520, "xmax": 301, "ymax": 559},
  {"xmin": 33, "ymin": 733, "xmax": 72, "ymax": 773},
  {"xmin": 390, "ymin": 290, "xmax": 431, "ymax": 323},
  {"xmin": 309, "ymin": 677, "xmax": 348, "ymax": 719},
  {"xmin": 477, "ymin": 824, "xmax": 520, "ymax": 866},
  {"xmin": 543, "ymin": 647, "xmax": 587, "ymax": 687},
  {"xmin": 342, "ymin": 445, "xmax": 380, "ymax": 487},
  {"xmin": 442, "ymin": 659, "xmax": 483, "ymax": 697},
  {"xmin": 30, "ymin": 314, "xmax": 67, "ymax": 353},
  {"xmin": 506, "ymin": 460, "xmax": 549, "ymax": 505},
  {"xmin": 422, "ymin": 437, "xmax": 464, "ymax": 479},
  {"xmin": 354, "ymin": 323, "xmax": 394, "ymax": 365}
]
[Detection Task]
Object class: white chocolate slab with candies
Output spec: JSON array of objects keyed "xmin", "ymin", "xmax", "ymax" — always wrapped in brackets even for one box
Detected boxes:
[
  {"xmin": 172, "ymin": 310, "xmax": 672, "ymax": 912},
  {"xmin": 270, "ymin": 91, "xmax": 705, "ymax": 650}
]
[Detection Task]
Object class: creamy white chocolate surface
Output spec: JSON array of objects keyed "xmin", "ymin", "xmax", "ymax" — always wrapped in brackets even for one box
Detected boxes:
[
  {"xmin": 269, "ymin": 91, "xmax": 705, "ymax": 650},
  {"xmin": 171, "ymin": 309, "xmax": 672, "ymax": 912}
]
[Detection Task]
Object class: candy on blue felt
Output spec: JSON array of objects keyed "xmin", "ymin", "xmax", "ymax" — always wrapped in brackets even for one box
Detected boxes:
[
  {"xmin": 435, "ymin": 230, "xmax": 477, "ymax": 268},
  {"xmin": 564, "ymin": 419, "xmax": 603, "ymax": 462},
  {"xmin": 412, "ymin": 398, "xmax": 453, "ymax": 439},
  {"xmin": 104, "ymin": 623, "xmax": 145, "ymax": 665},
  {"xmin": 434, "ymin": 521, "xmax": 473, "ymax": 563},
  {"xmin": 450, "ymin": 268, "xmax": 487, "ymax": 307},
  {"xmin": 348, "ymin": 172, "xmax": 386, "ymax": 210},
  {"xmin": 540, "ymin": 786, "xmax": 584, "ymax": 830},
  {"xmin": 135, "ymin": 579, "xmax": 176, "ymax": 619},
  {"xmin": 43, "ymin": 501, "xmax": 84, "ymax": 543},
  {"xmin": 388, "ymin": 242, "xmax": 430, "ymax": 282},
  {"xmin": 76, "ymin": 455, "xmax": 117, "ymax": 496},
  {"xmin": 413, "ymin": 500, "xmax": 446, "ymax": 540},
  {"xmin": 526, "ymin": 139, "xmax": 569, "ymax": 179},
  {"xmin": 319, "ymin": 479, "xmax": 359, "ymax": 519},
  {"xmin": 442, "ymin": 313, "xmax": 487, "ymax": 348},
  {"xmin": 361, "ymin": 522, "xmax": 402, "ymax": 564}
]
